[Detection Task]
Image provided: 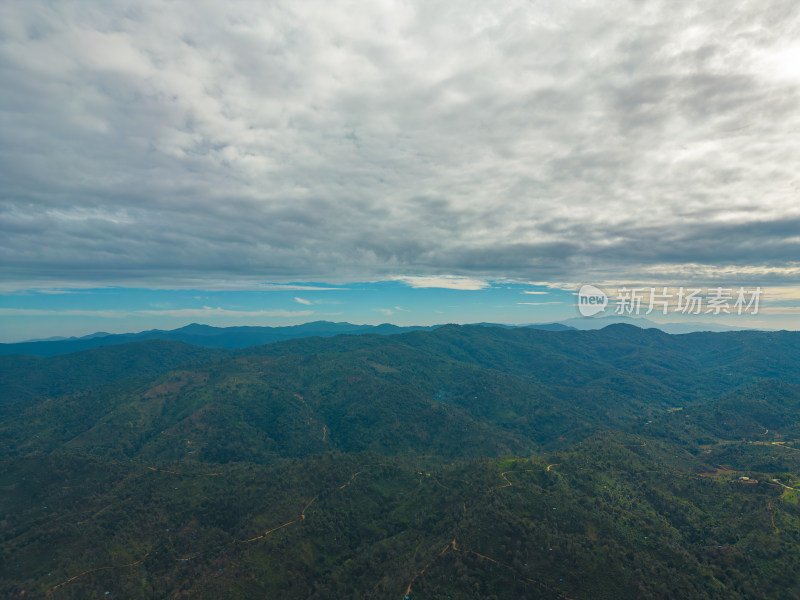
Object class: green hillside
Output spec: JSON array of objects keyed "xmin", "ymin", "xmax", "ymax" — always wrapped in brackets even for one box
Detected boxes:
[
  {"xmin": 3, "ymin": 325, "xmax": 800, "ymax": 598},
  {"xmin": 0, "ymin": 340, "xmax": 230, "ymax": 406}
]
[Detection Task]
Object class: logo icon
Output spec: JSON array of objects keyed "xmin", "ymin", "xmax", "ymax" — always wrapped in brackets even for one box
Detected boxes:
[{"xmin": 578, "ymin": 284, "xmax": 608, "ymax": 317}]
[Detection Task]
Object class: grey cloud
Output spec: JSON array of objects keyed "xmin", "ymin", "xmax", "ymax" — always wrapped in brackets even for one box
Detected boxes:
[{"xmin": 1, "ymin": 0, "xmax": 799, "ymax": 289}]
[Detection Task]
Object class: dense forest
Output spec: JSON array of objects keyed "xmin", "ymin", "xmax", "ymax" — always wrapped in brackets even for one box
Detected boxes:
[{"xmin": 3, "ymin": 324, "xmax": 800, "ymax": 598}]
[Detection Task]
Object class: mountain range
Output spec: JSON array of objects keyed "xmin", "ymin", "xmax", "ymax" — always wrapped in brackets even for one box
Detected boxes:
[
  {"xmin": 2, "ymin": 315, "xmax": 768, "ymax": 357},
  {"xmin": 2, "ymin": 324, "xmax": 800, "ymax": 598}
]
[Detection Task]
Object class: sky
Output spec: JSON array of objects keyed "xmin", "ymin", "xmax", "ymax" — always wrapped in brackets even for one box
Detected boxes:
[{"xmin": 1, "ymin": 0, "xmax": 799, "ymax": 341}]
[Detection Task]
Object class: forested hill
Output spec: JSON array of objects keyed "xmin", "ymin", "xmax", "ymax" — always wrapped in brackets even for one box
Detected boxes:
[
  {"xmin": 3, "ymin": 323, "xmax": 800, "ymax": 458},
  {"xmin": 3, "ymin": 324, "xmax": 800, "ymax": 598},
  {"xmin": 0, "ymin": 339, "xmax": 231, "ymax": 405}
]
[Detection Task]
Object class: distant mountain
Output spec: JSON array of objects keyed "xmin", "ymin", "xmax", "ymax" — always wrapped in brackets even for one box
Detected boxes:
[
  {"xmin": 454, "ymin": 322, "xmax": 576, "ymax": 331},
  {"xmin": 526, "ymin": 322, "xmax": 576, "ymax": 331},
  {"xmin": 21, "ymin": 331, "xmax": 113, "ymax": 343},
  {"xmin": 0, "ymin": 316, "xmax": 776, "ymax": 359},
  {"xmin": 558, "ymin": 314, "xmax": 765, "ymax": 334},
  {"xmin": 0, "ymin": 321, "xmax": 439, "ymax": 357},
  {"xmin": 2, "ymin": 320, "xmax": 579, "ymax": 358},
  {"xmin": 20, "ymin": 335, "xmax": 71, "ymax": 342}
]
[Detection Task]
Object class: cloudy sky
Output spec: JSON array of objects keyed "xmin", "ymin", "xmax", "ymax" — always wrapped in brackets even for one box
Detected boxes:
[{"xmin": 1, "ymin": 0, "xmax": 799, "ymax": 340}]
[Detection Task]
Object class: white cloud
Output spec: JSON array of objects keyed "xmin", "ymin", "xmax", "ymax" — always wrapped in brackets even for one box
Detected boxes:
[
  {"xmin": 394, "ymin": 276, "xmax": 490, "ymax": 290},
  {"xmin": 0, "ymin": 308, "xmax": 131, "ymax": 318},
  {"xmin": 294, "ymin": 296, "xmax": 312, "ymax": 305},
  {"xmin": 517, "ymin": 302, "xmax": 562, "ymax": 306},
  {"xmin": 137, "ymin": 308, "xmax": 313, "ymax": 318},
  {"xmin": 0, "ymin": 307, "xmax": 313, "ymax": 318},
  {"xmin": 758, "ymin": 306, "xmax": 800, "ymax": 315},
  {"xmin": 0, "ymin": 281, "xmax": 347, "ymax": 293},
  {"xmin": 258, "ymin": 284, "xmax": 345, "ymax": 291}
]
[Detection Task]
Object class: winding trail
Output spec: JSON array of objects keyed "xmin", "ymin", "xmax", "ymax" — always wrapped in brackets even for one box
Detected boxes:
[
  {"xmin": 492, "ymin": 468, "xmax": 538, "ymax": 491},
  {"xmin": 146, "ymin": 466, "xmax": 222, "ymax": 477},
  {"xmin": 771, "ymin": 442, "xmax": 800, "ymax": 453},
  {"xmin": 770, "ymin": 478, "xmax": 800, "ymax": 492},
  {"xmin": 767, "ymin": 501, "xmax": 779, "ymax": 534},
  {"xmin": 402, "ymin": 538, "xmax": 578, "ymax": 600},
  {"xmin": 48, "ymin": 553, "xmax": 149, "ymax": 594},
  {"xmin": 76, "ymin": 504, "xmax": 113, "ymax": 525},
  {"xmin": 240, "ymin": 469, "xmax": 366, "ymax": 545},
  {"xmin": 403, "ymin": 540, "xmax": 453, "ymax": 597},
  {"xmin": 431, "ymin": 476, "xmax": 449, "ymax": 490},
  {"xmin": 496, "ymin": 472, "xmax": 513, "ymax": 489},
  {"xmin": 55, "ymin": 460, "xmax": 576, "ymax": 597},
  {"xmin": 339, "ymin": 471, "xmax": 362, "ymax": 489},
  {"xmin": 240, "ymin": 496, "xmax": 320, "ymax": 544},
  {"xmin": 403, "ymin": 465, "xmax": 577, "ymax": 599},
  {"xmin": 49, "ymin": 461, "xmax": 382, "ymax": 596},
  {"xmin": 240, "ymin": 520, "xmax": 299, "ymax": 544},
  {"xmin": 302, "ymin": 496, "xmax": 318, "ymax": 520}
]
